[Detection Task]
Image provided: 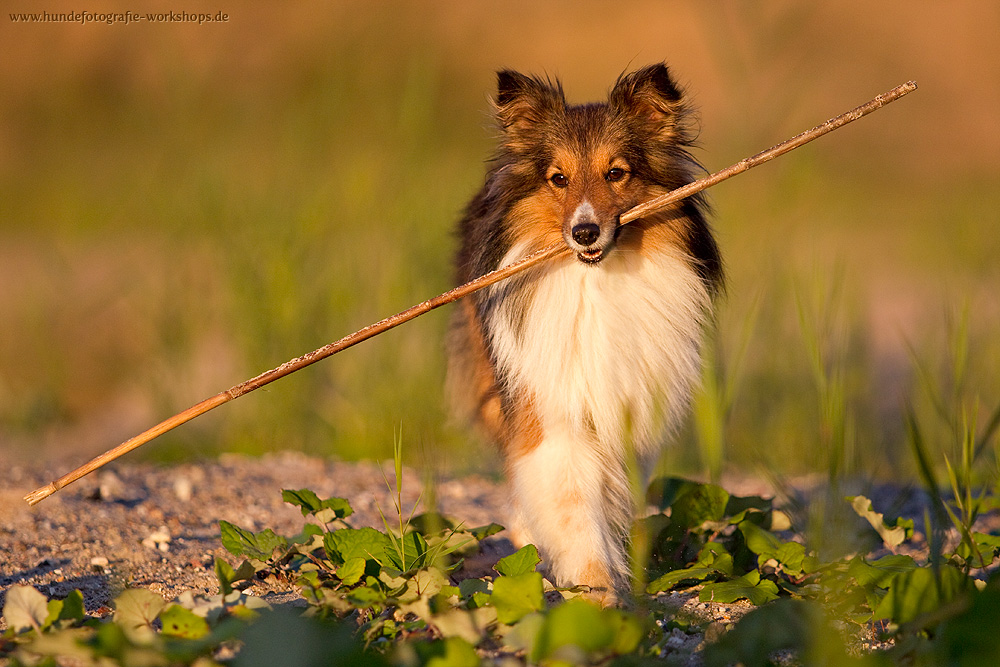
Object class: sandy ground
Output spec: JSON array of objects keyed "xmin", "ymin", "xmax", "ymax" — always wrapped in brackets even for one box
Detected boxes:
[
  {"xmin": 1, "ymin": 451, "xmax": 967, "ymax": 661},
  {"xmin": 1, "ymin": 452, "xmax": 512, "ymax": 616}
]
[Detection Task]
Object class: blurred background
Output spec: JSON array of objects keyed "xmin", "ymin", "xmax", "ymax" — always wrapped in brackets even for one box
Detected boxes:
[{"xmin": 2, "ymin": 1, "xmax": 998, "ymax": 482}]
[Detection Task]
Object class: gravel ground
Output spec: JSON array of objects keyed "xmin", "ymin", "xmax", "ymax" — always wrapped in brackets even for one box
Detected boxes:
[
  {"xmin": 1, "ymin": 452, "xmax": 511, "ymax": 617},
  {"xmin": 0, "ymin": 451, "xmax": 981, "ymax": 662}
]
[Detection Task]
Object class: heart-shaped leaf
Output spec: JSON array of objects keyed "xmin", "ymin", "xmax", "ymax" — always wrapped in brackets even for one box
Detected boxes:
[
  {"xmin": 494, "ymin": 544, "xmax": 541, "ymax": 577},
  {"xmin": 491, "ymin": 572, "xmax": 544, "ymax": 624},
  {"xmin": 3, "ymin": 585, "xmax": 49, "ymax": 633}
]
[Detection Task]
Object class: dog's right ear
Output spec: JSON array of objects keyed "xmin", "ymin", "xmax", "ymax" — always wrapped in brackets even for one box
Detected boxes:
[{"xmin": 494, "ymin": 70, "xmax": 565, "ymax": 140}]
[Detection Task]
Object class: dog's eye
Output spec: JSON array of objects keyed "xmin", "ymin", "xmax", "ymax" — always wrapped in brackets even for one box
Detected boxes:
[
  {"xmin": 605, "ymin": 167, "xmax": 627, "ymax": 182},
  {"xmin": 549, "ymin": 172, "xmax": 569, "ymax": 188}
]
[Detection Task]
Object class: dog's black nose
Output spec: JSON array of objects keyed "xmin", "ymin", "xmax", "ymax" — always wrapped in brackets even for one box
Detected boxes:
[{"xmin": 571, "ymin": 222, "xmax": 600, "ymax": 246}]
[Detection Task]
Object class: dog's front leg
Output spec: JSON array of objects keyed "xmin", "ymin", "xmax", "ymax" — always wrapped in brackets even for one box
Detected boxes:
[{"xmin": 506, "ymin": 421, "xmax": 632, "ymax": 606}]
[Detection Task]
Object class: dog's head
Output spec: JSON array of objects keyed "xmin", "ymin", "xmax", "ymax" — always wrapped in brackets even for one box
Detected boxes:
[{"xmin": 492, "ymin": 63, "xmax": 701, "ymax": 265}]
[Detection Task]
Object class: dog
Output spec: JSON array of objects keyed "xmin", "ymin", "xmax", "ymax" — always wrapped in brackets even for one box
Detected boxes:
[{"xmin": 446, "ymin": 63, "xmax": 723, "ymax": 604}]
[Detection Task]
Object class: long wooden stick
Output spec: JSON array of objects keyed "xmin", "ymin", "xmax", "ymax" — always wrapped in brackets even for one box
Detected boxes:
[{"xmin": 24, "ymin": 80, "xmax": 917, "ymax": 506}]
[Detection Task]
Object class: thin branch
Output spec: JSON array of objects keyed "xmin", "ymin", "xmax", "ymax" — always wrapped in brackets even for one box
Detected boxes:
[{"xmin": 24, "ymin": 80, "xmax": 917, "ymax": 506}]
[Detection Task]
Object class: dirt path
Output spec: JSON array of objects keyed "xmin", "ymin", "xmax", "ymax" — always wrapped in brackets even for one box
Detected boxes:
[
  {"xmin": 1, "ymin": 452, "xmax": 512, "ymax": 618},
  {"xmin": 1, "ymin": 452, "xmax": 936, "ymax": 660}
]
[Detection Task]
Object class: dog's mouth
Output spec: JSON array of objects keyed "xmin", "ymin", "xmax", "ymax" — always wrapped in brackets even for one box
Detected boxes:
[
  {"xmin": 565, "ymin": 220, "xmax": 619, "ymax": 264},
  {"xmin": 576, "ymin": 248, "xmax": 606, "ymax": 264}
]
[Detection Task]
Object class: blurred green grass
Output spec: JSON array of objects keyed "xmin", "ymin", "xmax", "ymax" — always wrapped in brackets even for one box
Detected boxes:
[{"xmin": 1, "ymin": 2, "xmax": 998, "ymax": 479}]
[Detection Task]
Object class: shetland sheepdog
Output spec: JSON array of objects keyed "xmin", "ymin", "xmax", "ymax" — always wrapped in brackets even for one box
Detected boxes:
[{"xmin": 447, "ymin": 63, "xmax": 723, "ymax": 604}]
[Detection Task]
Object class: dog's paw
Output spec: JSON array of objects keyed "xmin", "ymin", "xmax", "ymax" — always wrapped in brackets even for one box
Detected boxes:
[{"xmin": 579, "ymin": 585, "xmax": 620, "ymax": 608}]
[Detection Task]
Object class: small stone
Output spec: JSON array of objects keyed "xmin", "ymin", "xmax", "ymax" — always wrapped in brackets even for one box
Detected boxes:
[
  {"xmin": 90, "ymin": 556, "xmax": 109, "ymax": 570},
  {"xmin": 173, "ymin": 476, "xmax": 193, "ymax": 502},
  {"xmin": 97, "ymin": 470, "xmax": 125, "ymax": 501},
  {"xmin": 665, "ymin": 628, "xmax": 689, "ymax": 648},
  {"xmin": 142, "ymin": 526, "xmax": 172, "ymax": 552}
]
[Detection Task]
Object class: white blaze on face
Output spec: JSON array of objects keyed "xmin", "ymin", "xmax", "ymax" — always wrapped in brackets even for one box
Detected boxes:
[
  {"xmin": 567, "ymin": 201, "xmax": 610, "ymax": 262},
  {"xmin": 567, "ymin": 201, "xmax": 596, "ymax": 249},
  {"xmin": 571, "ymin": 201, "xmax": 595, "ymax": 228}
]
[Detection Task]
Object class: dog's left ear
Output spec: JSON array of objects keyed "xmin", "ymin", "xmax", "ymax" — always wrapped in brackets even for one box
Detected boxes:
[{"xmin": 609, "ymin": 64, "xmax": 687, "ymax": 140}]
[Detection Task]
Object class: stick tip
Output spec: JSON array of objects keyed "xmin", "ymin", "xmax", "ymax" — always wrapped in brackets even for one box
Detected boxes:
[{"xmin": 24, "ymin": 485, "xmax": 56, "ymax": 506}]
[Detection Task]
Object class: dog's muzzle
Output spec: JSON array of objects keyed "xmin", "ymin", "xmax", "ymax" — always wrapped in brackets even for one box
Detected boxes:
[
  {"xmin": 565, "ymin": 208, "xmax": 617, "ymax": 264},
  {"xmin": 571, "ymin": 222, "xmax": 605, "ymax": 263}
]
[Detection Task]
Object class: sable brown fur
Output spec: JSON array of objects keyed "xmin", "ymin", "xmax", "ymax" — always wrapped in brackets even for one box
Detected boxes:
[
  {"xmin": 449, "ymin": 64, "xmax": 724, "ymax": 443},
  {"xmin": 447, "ymin": 63, "xmax": 724, "ymax": 602}
]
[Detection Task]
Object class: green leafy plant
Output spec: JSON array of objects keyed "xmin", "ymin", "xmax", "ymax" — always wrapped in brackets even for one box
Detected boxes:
[{"xmin": 6, "ymin": 458, "xmax": 1000, "ymax": 665}]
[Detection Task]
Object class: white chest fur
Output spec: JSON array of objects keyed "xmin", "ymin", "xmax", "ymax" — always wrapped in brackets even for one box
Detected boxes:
[{"xmin": 486, "ymin": 243, "xmax": 711, "ymax": 462}]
